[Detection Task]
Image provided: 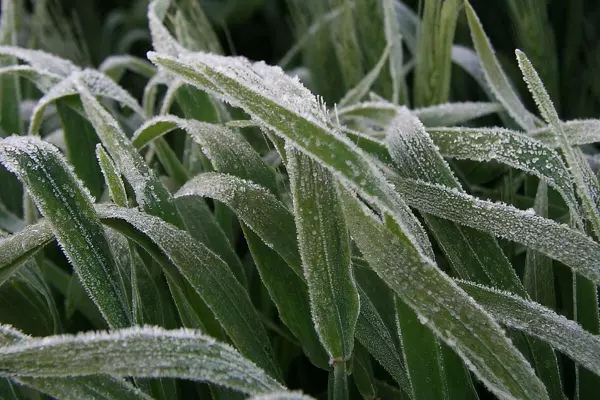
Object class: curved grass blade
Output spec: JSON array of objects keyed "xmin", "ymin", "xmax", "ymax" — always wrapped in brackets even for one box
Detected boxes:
[
  {"xmin": 0, "ymin": 326, "xmax": 284, "ymax": 395},
  {"xmin": 386, "ymin": 108, "xmax": 524, "ymax": 293},
  {"xmin": 458, "ymin": 280, "xmax": 600, "ymax": 378},
  {"xmin": 0, "ymin": 65, "xmax": 62, "ymax": 93},
  {"xmin": 517, "ymin": 50, "xmax": 600, "ymax": 239},
  {"xmin": 0, "ymin": 136, "xmax": 130, "ymax": 328},
  {"xmin": 341, "ymin": 189, "xmax": 548, "ymax": 400},
  {"xmin": 132, "ymin": 116, "xmax": 279, "ymax": 195},
  {"xmin": 0, "ymin": 220, "xmax": 53, "ymax": 286},
  {"xmin": 464, "ymin": 1, "xmax": 539, "ymax": 130},
  {"xmin": 96, "ymin": 144, "xmax": 127, "ymax": 207},
  {"xmin": 427, "ymin": 126, "xmax": 580, "ymax": 218},
  {"xmin": 1, "ymin": 326, "xmax": 151, "ymax": 400},
  {"xmin": 28, "ymin": 69, "xmax": 146, "ymax": 136},
  {"xmin": 287, "ymin": 147, "xmax": 359, "ymax": 365},
  {"xmin": 177, "ymin": 173, "xmax": 302, "ymax": 277},
  {"xmin": 0, "ymin": 46, "xmax": 80, "ymax": 76},
  {"xmin": 338, "ymin": 44, "xmax": 390, "ymax": 108},
  {"xmin": 148, "ymin": 50, "xmax": 433, "ymax": 258},
  {"xmin": 249, "ymin": 392, "xmax": 315, "ymax": 400},
  {"xmin": 99, "ymin": 55, "xmax": 157, "ymax": 82},
  {"xmin": 74, "ymin": 79, "xmax": 183, "ymax": 229},
  {"xmin": 413, "ymin": 102, "xmax": 502, "ymax": 126},
  {"xmin": 384, "ymin": 171, "xmax": 600, "ymax": 284},
  {"xmin": 531, "ymin": 119, "xmax": 600, "ymax": 147},
  {"xmin": 96, "ymin": 204, "xmax": 280, "ymax": 378}
]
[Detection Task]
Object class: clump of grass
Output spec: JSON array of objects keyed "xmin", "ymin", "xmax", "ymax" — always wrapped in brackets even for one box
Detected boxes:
[{"xmin": 0, "ymin": 0, "xmax": 600, "ymax": 399}]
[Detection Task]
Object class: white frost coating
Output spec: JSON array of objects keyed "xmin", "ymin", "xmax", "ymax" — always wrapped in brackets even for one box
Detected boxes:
[
  {"xmin": 0, "ymin": 45, "xmax": 80, "ymax": 77},
  {"xmin": 148, "ymin": 50, "xmax": 434, "ymax": 260},
  {"xmin": 28, "ymin": 69, "xmax": 146, "ymax": 135},
  {"xmin": 531, "ymin": 119, "xmax": 600, "ymax": 147},
  {"xmin": 517, "ymin": 49, "xmax": 600, "ymax": 239},
  {"xmin": 458, "ymin": 279, "xmax": 600, "ymax": 377},
  {"xmin": 0, "ymin": 65, "xmax": 62, "ymax": 92},
  {"xmin": 385, "ymin": 171, "xmax": 600, "ymax": 284},
  {"xmin": 413, "ymin": 102, "xmax": 502, "ymax": 127},
  {"xmin": 427, "ymin": 126, "xmax": 581, "ymax": 221},
  {"xmin": 148, "ymin": 0, "xmax": 186, "ymax": 57},
  {"xmin": 0, "ymin": 325, "xmax": 284, "ymax": 395}
]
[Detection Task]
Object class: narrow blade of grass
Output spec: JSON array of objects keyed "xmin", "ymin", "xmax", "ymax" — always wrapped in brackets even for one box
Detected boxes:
[{"xmin": 0, "ymin": 136, "xmax": 131, "ymax": 328}]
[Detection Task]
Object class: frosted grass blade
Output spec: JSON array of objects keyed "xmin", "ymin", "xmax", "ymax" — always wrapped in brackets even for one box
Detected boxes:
[
  {"xmin": 1, "ymin": 326, "xmax": 151, "ymax": 400},
  {"xmin": 384, "ymin": 171, "xmax": 600, "ymax": 284},
  {"xmin": 341, "ymin": 189, "xmax": 548, "ymax": 399},
  {"xmin": 531, "ymin": 119, "xmax": 600, "ymax": 147},
  {"xmin": 427, "ymin": 126, "xmax": 580, "ymax": 218},
  {"xmin": 177, "ymin": 172, "xmax": 302, "ymax": 277},
  {"xmin": 458, "ymin": 281, "xmax": 600, "ymax": 378},
  {"xmin": 148, "ymin": 50, "xmax": 433, "ymax": 259},
  {"xmin": 99, "ymin": 55, "xmax": 157, "ymax": 82},
  {"xmin": 413, "ymin": 102, "xmax": 502, "ymax": 126},
  {"xmin": 517, "ymin": 50, "xmax": 600, "ymax": 238},
  {"xmin": 96, "ymin": 144, "xmax": 127, "ymax": 207},
  {"xmin": 0, "ymin": 136, "xmax": 130, "ymax": 328},
  {"xmin": 0, "ymin": 326, "xmax": 284, "ymax": 395},
  {"xmin": 386, "ymin": 108, "xmax": 524, "ymax": 293},
  {"xmin": 464, "ymin": 1, "xmax": 539, "ymax": 130},
  {"xmin": 96, "ymin": 204, "xmax": 280, "ymax": 378},
  {"xmin": 0, "ymin": 46, "xmax": 80, "ymax": 76},
  {"xmin": 0, "ymin": 220, "xmax": 53, "ymax": 286},
  {"xmin": 0, "ymin": 65, "xmax": 61, "ymax": 94},
  {"xmin": 249, "ymin": 392, "xmax": 315, "ymax": 400},
  {"xmin": 287, "ymin": 147, "xmax": 359, "ymax": 365}
]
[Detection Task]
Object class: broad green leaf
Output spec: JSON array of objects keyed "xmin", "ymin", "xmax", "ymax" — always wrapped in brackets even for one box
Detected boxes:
[
  {"xmin": 516, "ymin": 49, "xmax": 600, "ymax": 239},
  {"xmin": 0, "ymin": 326, "xmax": 285, "ymax": 395},
  {"xmin": 427, "ymin": 126, "xmax": 580, "ymax": 219},
  {"xmin": 177, "ymin": 172, "xmax": 302, "ymax": 277},
  {"xmin": 413, "ymin": 102, "xmax": 502, "ymax": 126},
  {"xmin": 341, "ymin": 190, "xmax": 547, "ymax": 399},
  {"xmin": 458, "ymin": 281, "xmax": 600, "ymax": 378},
  {"xmin": 384, "ymin": 171, "xmax": 600, "ymax": 285},
  {"xmin": 0, "ymin": 220, "xmax": 53, "ymax": 286},
  {"xmin": 96, "ymin": 204, "xmax": 280, "ymax": 378},
  {"xmin": 148, "ymin": 50, "xmax": 433, "ymax": 258},
  {"xmin": 96, "ymin": 144, "xmax": 127, "ymax": 207},
  {"xmin": 0, "ymin": 136, "xmax": 130, "ymax": 328},
  {"xmin": 287, "ymin": 147, "xmax": 359, "ymax": 363},
  {"xmin": 338, "ymin": 44, "xmax": 390, "ymax": 108},
  {"xmin": 464, "ymin": 1, "xmax": 539, "ymax": 130},
  {"xmin": 386, "ymin": 109, "xmax": 524, "ymax": 293}
]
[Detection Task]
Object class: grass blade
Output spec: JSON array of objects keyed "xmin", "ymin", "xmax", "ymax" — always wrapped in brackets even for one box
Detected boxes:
[
  {"xmin": 516, "ymin": 49, "xmax": 600, "ymax": 239},
  {"xmin": 413, "ymin": 102, "xmax": 502, "ymax": 126},
  {"xmin": 385, "ymin": 171, "xmax": 600, "ymax": 284},
  {"xmin": 458, "ymin": 280, "xmax": 600, "ymax": 378},
  {"xmin": 341, "ymin": 189, "xmax": 548, "ymax": 399},
  {"xmin": 0, "ymin": 136, "xmax": 131, "ymax": 328},
  {"xmin": 0, "ymin": 220, "xmax": 53, "ymax": 286},
  {"xmin": 0, "ymin": 326, "xmax": 284, "ymax": 395},
  {"xmin": 96, "ymin": 204, "xmax": 280, "ymax": 379},
  {"xmin": 287, "ymin": 147, "xmax": 360, "ymax": 365},
  {"xmin": 464, "ymin": 1, "xmax": 539, "ymax": 130}
]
